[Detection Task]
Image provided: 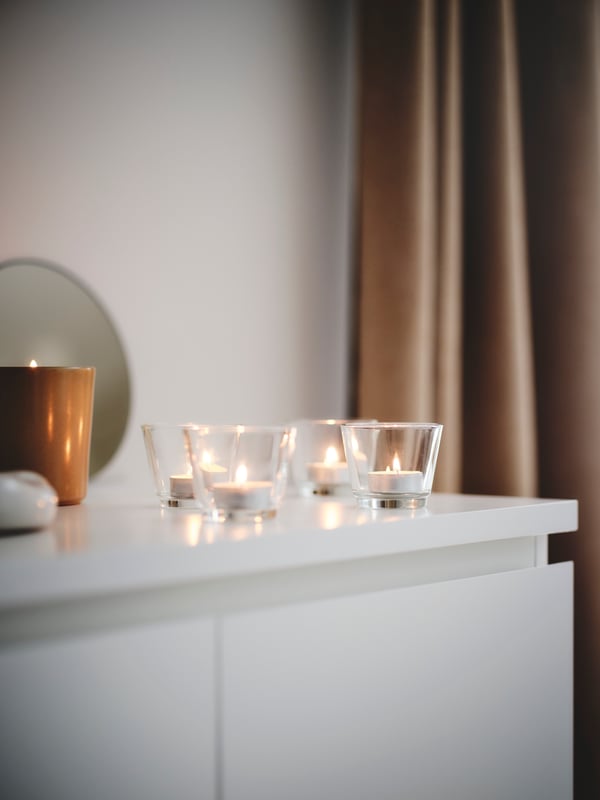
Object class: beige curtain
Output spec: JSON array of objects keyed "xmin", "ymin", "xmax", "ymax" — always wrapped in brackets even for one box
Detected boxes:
[{"xmin": 355, "ymin": 0, "xmax": 600, "ymax": 796}]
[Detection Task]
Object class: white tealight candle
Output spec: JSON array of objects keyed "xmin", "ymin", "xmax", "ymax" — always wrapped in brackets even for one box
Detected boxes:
[
  {"xmin": 200, "ymin": 463, "xmax": 228, "ymax": 488},
  {"xmin": 367, "ymin": 455, "xmax": 423, "ymax": 495},
  {"xmin": 169, "ymin": 474, "xmax": 194, "ymax": 499},
  {"xmin": 198, "ymin": 451, "xmax": 228, "ymax": 489},
  {"xmin": 367, "ymin": 469, "xmax": 423, "ymax": 494},
  {"xmin": 212, "ymin": 464, "xmax": 273, "ymax": 511},
  {"xmin": 306, "ymin": 446, "xmax": 349, "ymax": 486}
]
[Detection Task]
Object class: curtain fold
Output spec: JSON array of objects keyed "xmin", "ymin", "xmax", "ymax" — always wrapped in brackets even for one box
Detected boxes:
[
  {"xmin": 462, "ymin": 0, "xmax": 537, "ymax": 496},
  {"xmin": 516, "ymin": 2, "xmax": 600, "ymax": 794},
  {"xmin": 355, "ymin": 0, "xmax": 600, "ymax": 795},
  {"xmin": 357, "ymin": 0, "xmax": 537, "ymax": 494},
  {"xmin": 435, "ymin": 0, "xmax": 463, "ymax": 492},
  {"xmin": 357, "ymin": 0, "xmax": 437, "ymax": 422}
]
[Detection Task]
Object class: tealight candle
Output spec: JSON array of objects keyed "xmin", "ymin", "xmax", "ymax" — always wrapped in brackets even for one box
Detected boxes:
[
  {"xmin": 169, "ymin": 474, "xmax": 194, "ymax": 499},
  {"xmin": 306, "ymin": 446, "xmax": 349, "ymax": 486},
  {"xmin": 367, "ymin": 456, "xmax": 423, "ymax": 495},
  {"xmin": 212, "ymin": 464, "xmax": 273, "ymax": 511},
  {"xmin": 198, "ymin": 451, "xmax": 228, "ymax": 488}
]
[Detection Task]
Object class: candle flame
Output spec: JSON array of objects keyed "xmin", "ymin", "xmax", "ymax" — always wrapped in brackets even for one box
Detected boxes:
[
  {"xmin": 325, "ymin": 446, "xmax": 339, "ymax": 464},
  {"xmin": 29, "ymin": 359, "xmax": 38, "ymax": 368},
  {"xmin": 202, "ymin": 450, "xmax": 212, "ymax": 465},
  {"xmin": 392, "ymin": 454, "xmax": 401, "ymax": 472},
  {"xmin": 235, "ymin": 463, "xmax": 248, "ymax": 483}
]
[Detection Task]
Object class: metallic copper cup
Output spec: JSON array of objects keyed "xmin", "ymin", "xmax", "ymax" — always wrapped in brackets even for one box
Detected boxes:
[{"xmin": 0, "ymin": 366, "xmax": 95, "ymax": 505}]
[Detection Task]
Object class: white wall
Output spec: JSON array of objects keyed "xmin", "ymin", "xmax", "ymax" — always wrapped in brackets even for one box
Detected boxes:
[{"xmin": 0, "ymin": 0, "xmax": 355, "ymax": 488}]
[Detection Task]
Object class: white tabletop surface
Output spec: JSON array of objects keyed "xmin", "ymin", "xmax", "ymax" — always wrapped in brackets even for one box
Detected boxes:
[{"xmin": 0, "ymin": 486, "xmax": 577, "ymax": 609}]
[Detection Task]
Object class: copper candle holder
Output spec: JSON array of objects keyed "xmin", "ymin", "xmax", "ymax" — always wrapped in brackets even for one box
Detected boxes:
[{"xmin": 0, "ymin": 366, "xmax": 95, "ymax": 505}]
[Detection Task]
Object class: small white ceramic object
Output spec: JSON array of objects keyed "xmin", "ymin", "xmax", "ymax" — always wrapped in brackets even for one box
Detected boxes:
[{"xmin": 0, "ymin": 471, "xmax": 58, "ymax": 531}]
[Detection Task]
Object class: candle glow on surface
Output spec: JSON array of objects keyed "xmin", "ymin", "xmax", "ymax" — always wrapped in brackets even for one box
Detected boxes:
[
  {"xmin": 184, "ymin": 514, "xmax": 202, "ymax": 547},
  {"xmin": 321, "ymin": 501, "xmax": 343, "ymax": 530}
]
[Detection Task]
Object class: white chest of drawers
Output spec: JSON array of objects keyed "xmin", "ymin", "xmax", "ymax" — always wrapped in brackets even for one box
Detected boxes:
[{"xmin": 0, "ymin": 489, "xmax": 577, "ymax": 800}]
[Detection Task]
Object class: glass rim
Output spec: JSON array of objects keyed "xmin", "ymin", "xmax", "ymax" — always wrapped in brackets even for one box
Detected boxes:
[
  {"xmin": 141, "ymin": 422, "xmax": 198, "ymax": 431},
  {"xmin": 185, "ymin": 423, "xmax": 294, "ymax": 435},
  {"xmin": 294, "ymin": 418, "xmax": 377, "ymax": 425},
  {"xmin": 1, "ymin": 365, "xmax": 95, "ymax": 371},
  {"xmin": 342, "ymin": 422, "xmax": 443, "ymax": 431}
]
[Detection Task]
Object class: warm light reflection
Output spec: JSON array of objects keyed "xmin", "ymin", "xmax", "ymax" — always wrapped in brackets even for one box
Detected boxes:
[
  {"xmin": 324, "ymin": 446, "xmax": 339, "ymax": 464},
  {"xmin": 64, "ymin": 436, "xmax": 72, "ymax": 462},
  {"xmin": 230, "ymin": 525, "xmax": 248, "ymax": 541},
  {"xmin": 235, "ymin": 464, "xmax": 248, "ymax": 483},
  {"xmin": 321, "ymin": 502, "xmax": 343, "ymax": 530},
  {"xmin": 184, "ymin": 515, "xmax": 202, "ymax": 547},
  {"xmin": 222, "ymin": 520, "xmax": 266, "ymax": 539},
  {"xmin": 56, "ymin": 509, "xmax": 87, "ymax": 552},
  {"xmin": 29, "ymin": 359, "xmax": 38, "ymax": 368},
  {"xmin": 47, "ymin": 407, "xmax": 54, "ymax": 439}
]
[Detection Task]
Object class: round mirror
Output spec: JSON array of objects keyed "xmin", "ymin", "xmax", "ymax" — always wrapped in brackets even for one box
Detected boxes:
[{"xmin": 0, "ymin": 258, "xmax": 131, "ymax": 475}]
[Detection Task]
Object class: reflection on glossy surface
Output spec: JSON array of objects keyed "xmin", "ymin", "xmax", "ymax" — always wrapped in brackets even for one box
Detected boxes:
[
  {"xmin": 319, "ymin": 501, "xmax": 344, "ymax": 530},
  {"xmin": 157, "ymin": 507, "xmax": 271, "ymax": 547},
  {"xmin": 201, "ymin": 518, "xmax": 267, "ymax": 544},
  {"xmin": 0, "ymin": 259, "xmax": 130, "ymax": 475},
  {"xmin": 355, "ymin": 507, "xmax": 430, "ymax": 524},
  {"xmin": 54, "ymin": 504, "xmax": 89, "ymax": 552},
  {"xmin": 184, "ymin": 514, "xmax": 203, "ymax": 547}
]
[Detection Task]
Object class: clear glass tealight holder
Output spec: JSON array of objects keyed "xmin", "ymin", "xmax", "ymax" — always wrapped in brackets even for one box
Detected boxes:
[
  {"xmin": 341, "ymin": 422, "xmax": 443, "ymax": 510},
  {"xmin": 291, "ymin": 419, "xmax": 376, "ymax": 496},
  {"xmin": 185, "ymin": 425, "xmax": 295, "ymax": 521},
  {"xmin": 142, "ymin": 423, "xmax": 199, "ymax": 508}
]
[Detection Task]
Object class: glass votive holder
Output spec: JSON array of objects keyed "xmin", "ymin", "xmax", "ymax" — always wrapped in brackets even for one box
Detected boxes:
[
  {"xmin": 185, "ymin": 425, "xmax": 295, "ymax": 521},
  {"xmin": 341, "ymin": 422, "xmax": 443, "ymax": 510},
  {"xmin": 141, "ymin": 423, "xmax": 199, "ymax": 508},
  {"xmin": 291, "ymin": 419, "xmax": 376, "ymax": 496}
]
